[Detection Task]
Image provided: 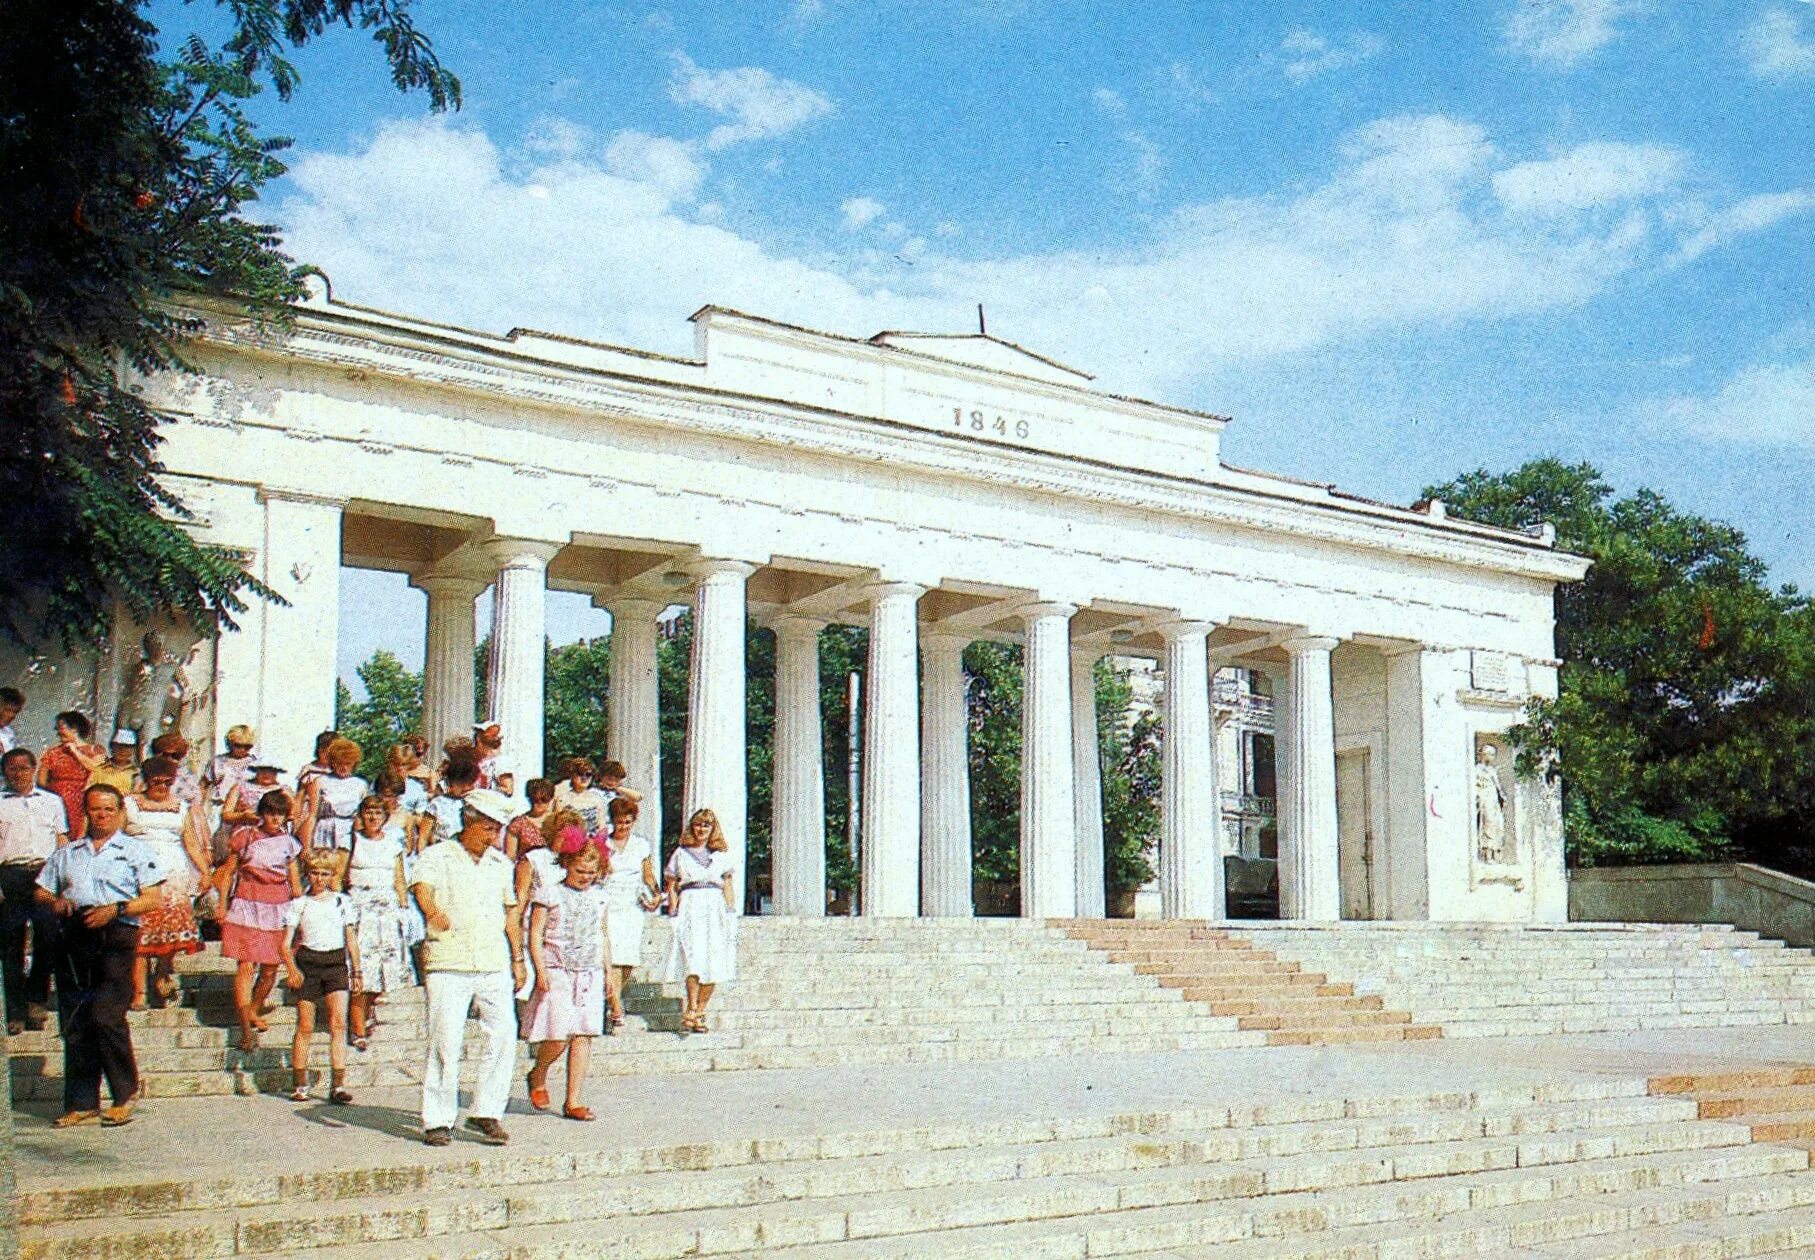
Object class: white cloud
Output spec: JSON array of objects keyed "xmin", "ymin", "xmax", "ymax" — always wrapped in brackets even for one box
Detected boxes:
[
  {"xmin": 668, "ymin": 53, "xmax": 835, "ymax": 150},
  {"xmin": 1652, "ymin": 354, "xmax": 1815, "ymax": 445},
  {"xmin": 841, "ymin": 196, "xmax": 885, "ymax": 230},
  {"xmin": 1091, "ymin": 87, "xmax": 1126, "ymax": 117},
  {"xmin": 603, "ymin": 130, "xmax": 706, "ymax": 202},
  {"xmin": 277, "ymin": 112, "xmax": 1799, "ymax": 397},
  {"xmin": 1277, "ymin": 29, "xmax": 1384, "ymax": 83},
  {"xmin": 784, "ymin": 0, "xmax": 827, "ymax": 28},
  {"xmin": 1492, "ymin": 142, "xmax": 1686, "ymax": 215},
  {"xmin": 1742, "ymin": 8, "xmax": 1815, "ymax": 78},
  {"xmin": 1504, "ymin": 0, "xmax": 1647, "ymax": 66},
  {"xmin": 1673, "ymin": 190, "xmax": 1815, "ymax": 263}
]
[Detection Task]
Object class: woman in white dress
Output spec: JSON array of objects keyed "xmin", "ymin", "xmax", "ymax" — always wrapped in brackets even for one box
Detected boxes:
[
  {"xmin": 123, "ymin": 757, "xmax": 211, "ymax": 1007},
  {"xmin": 601, "ymin": 796, "xmax": 661, "ymax": 1029},
  {"xmin": 343, "ymin": 795, "xmax": 411, "ymax": 1048},
  {"xmin": 662, "ymin": 808, "xmax": 737, "ymax": 1035},
  {"xmin": 299, "ymin": 738, "xmax": 368, "ymax": 885}
]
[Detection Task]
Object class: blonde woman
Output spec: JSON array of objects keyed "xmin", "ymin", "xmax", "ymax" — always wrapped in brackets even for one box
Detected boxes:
[{"xmin": 662, "ymin": 809, "xmax": 737, "ymax": 1034}]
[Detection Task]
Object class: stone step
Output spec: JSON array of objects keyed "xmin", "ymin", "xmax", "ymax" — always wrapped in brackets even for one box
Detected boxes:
[
  {"xmin": 17, "ymin": 1084, "xmax": 1670, "ymax": 1225},
  {"xmin": 21, "ymin": 1106, "xmax": 1772, "ymax": 1258},
  {"xmin": 263, "ymin": 1159, "xmax": 1815, "ymax": 1260}
]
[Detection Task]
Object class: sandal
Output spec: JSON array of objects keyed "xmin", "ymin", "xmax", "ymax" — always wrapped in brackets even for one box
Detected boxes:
[
  {"xmin": 51, "ymin": 1110, "xmax": 99, "ymax": 1129},
  {"xmin": 154, "ymin": 974, "xmax": 180, "ymax": 1001},
  {"xmin": 527, "ymin": 1072, "xmax": 551, "ymax": 1112},
  {"xmin": 289, "ymin": 1087, "xmax": 311, "ymax": 1102},
  {"xmin": 351, "ymin": 1036, "xmax": 370, "ymax": 1053},
  {"xmin": 562, "ymin": 1105, "xmax": 595, "ymax": 1122},
  {"xmin": 329, "ymin": 1089, "xmax": 354, "ymax": 1106}
]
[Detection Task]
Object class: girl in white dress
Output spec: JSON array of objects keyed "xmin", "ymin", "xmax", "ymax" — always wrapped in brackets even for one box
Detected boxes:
[
  {"xmin": 662, "ymin": 808, "xmax": 737, "ymax": 1034},
  {"xmin": 524, "ymin": 833, "xmax": 611, "ymax": 1120},
  {"xmin": 343, "ymin": 796, "xmax": 411, "ymax": 1048},
  {"xmin": 601, "ymin": 797, "xmax": 661, "ymax": 1028}
]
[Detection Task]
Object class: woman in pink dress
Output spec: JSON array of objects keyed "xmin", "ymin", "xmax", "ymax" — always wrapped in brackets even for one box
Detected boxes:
[
  {"xmin": 38, "ymin": 711, "xmax": 105, "ymax": 840},
  {"xmin": 215, "ymin": 788, "xmax": 302, "ymax": 1051}
]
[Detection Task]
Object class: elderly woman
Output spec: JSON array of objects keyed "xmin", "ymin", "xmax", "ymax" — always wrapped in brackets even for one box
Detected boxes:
[
  {"xmin": 124, "ymin": 756, "xmax": 211, "ymax": 1007},
  {"xmin": 39, "ymin": 711, "xmax": 105, "ymax": 840},
  {"xmin": 299, "ymin": 738, "xmax": 367, "ymax": 884}
]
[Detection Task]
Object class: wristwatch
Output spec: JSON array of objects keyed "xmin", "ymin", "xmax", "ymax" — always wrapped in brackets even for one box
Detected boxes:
[{"xmin": 115, "ymin": 902, "xmax": 127, "ymax": 918}]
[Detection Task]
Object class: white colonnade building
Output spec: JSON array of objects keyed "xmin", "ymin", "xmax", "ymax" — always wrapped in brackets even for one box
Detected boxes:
[{"xmin": 106, "ymin": 289, "xmax": 1587, "ymax": 923}]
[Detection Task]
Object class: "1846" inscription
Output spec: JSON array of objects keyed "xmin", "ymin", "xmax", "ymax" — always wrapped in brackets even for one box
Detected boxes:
[{"xmin": 952, "ymin": 407, "xmax": 1031, "ymax": 440}]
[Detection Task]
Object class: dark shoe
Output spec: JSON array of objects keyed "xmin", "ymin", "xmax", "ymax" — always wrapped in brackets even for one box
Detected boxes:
[
  {"xmin": 25, "ymin": 1003, "xmax": 49, "ymax": 1029},
  {"xmin": 423, "ymin": 1126, "xmax": 452, "ymax": 1147},
  {"xmin": 464, "ymin": 1116, "xmax": 509, "ymax": 1145},
  {"xmin": 5, "ymin": 1020, "xmax": 22, "ymax": 1037},
  {"xmin": 329, "ymin": 1089, "xmax": 354, "ymax": 1106}
]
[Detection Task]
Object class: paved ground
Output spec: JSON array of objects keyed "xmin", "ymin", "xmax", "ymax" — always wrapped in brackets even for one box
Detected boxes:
[{"xmin": 17, "ymin": 1025, "xmax": 1815, "ymax": 1193}]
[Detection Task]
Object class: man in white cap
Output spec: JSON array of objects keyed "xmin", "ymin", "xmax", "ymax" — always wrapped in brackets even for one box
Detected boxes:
[
  {"xmin": 409, "ymin": 787, "xmax": 525, "ymax": 1146},
  {"xmin": 88, "ymin": 730, "xmax": 140, "ymax": 798}
]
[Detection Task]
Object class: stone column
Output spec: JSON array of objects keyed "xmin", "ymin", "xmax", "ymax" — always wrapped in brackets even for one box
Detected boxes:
[
  {"xmin": 1020, "ymin": 603, "xmax": 1078, "ymax": 919},
  {"xmin": 919, "ymin": 632, "xmax": 973, "ymax": 917},
  {"xmin": 1159, "ymin": 620, "xmax": 1223, "ymax": 920},
  {"xmin": 256, "ymin": 490, "xmax": 344, "ymax": 770},
  {"xmin": 860, "ymin": 582, "xmax": 924, "ymax": 917},
  {"xmin": 484, "ymin": 539, "xmax": 562, "ymax": 782},
  {"xmin": 415, "ymin": 574, "xmax": 484, "ymax": 758},
  {"xmin": 772, "ymin": 616, "xmax": 827, "ymax": 917},
  {"xmin": 1280, "ymin": 636, "xmax": 1342, "ymax": 921},
  {"xmin": 1071, "ymin": 646, "xmax": 1107, "ymax": 918},
  {"xmin": 604, "ymin": 597, "xmax": 663, "ymax": 846},
  {"xmin": 682, "ymin": 560, "xmax": 756, "ymax": 908}
]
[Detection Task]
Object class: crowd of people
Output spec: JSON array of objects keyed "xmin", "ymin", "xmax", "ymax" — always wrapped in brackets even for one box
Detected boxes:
[{"xmin": 0, "ymin": 689, "xmax": 740, "ymax": 1142}]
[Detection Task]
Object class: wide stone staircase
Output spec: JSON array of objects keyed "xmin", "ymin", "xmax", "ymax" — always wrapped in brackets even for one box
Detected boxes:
[
  {"xmin": 9, "ymin": 918, "xmax": 1279, "ymax": 1100},
  {"xmin": 1062, "ymin": 921, "xmax": 1441, "ymax": 1045},
  {"xmin": 22, "ymin": 1074, "xmax": 1815, "ymax": 1259},
  {"xmin": 1229, "ymin": 922, "xmax": 1815, "ymax": 1037}
]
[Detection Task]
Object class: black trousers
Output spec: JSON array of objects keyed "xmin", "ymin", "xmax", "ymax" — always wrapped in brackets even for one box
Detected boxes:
[
  {"xmin": 0, "ymin": 863, "xmax": 56, "ymax": 1018},
  {"xmin": 55, "ymin": 917, "xmax": 139, "ymax": 1112}
]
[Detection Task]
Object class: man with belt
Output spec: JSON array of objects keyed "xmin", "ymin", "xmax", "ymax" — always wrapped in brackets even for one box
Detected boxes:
[
  {"xmin": 0, "ymin": 747, "xmax": 68, "ymax": 1034},
  {"xmin": 34, "ymin": 784, "xmax": 167, "ymax": 1128},
  {"xmin": 410, "ymin": 787, "xmax": 525, "ymax": 1147}
]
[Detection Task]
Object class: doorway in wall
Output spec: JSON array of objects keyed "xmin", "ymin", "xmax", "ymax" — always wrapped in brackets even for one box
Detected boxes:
[{"xmin": 1336, "ymin": 747, "xmax": 1375, "ymax": 919}]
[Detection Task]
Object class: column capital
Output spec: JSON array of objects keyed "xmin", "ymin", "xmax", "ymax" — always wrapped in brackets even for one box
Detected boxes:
[
  {"xmin": 595, "ymin": 593, "xmax": 664, "ymax": 619},
  {"xmin": 1155, "ymin": 618, "xmax": 1215, "ymax": 643},
  {"xmin": 1375, "ymin": 639, "xmax": 1425, "ymax": 659},
  {"xmin": 864, "ymin": 580, "xmax": 927, "ymax": 604},
  {"xmin": 772, "ymin": 613, "xmax": 828, "ymax": 640},
  {"xmin": 1281, "ymin": 634, "xmax": 1343, "ymax": 656},
  {"xmin": 1018, "ymin": 601, "xmax": 1078, "ymax": 624},
  {"xmin": 483, "ymin": 536, "xmax": 565, "ymax": 571},
  {"xmin": 411, "ymin": 571, "xmax": 488, "ymax": 599},
  {"xmin": 685, "ymin": 557, "xmax": 759, "ymax": 584}
]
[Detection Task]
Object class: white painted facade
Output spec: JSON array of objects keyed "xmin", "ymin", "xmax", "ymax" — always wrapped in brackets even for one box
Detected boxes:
[{"xmin": 13, "ymin": 288, "xmax": 1589, "ymax": 922}]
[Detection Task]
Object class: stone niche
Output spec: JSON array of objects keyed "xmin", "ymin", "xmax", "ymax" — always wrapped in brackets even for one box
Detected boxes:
[
  {"xmin": 0, "ymin": 609, "xmax": 215, "ymax": 768},
  {"xmin": 1471, "ymin": 729, "xmax": 1525, "ymax": 890}
]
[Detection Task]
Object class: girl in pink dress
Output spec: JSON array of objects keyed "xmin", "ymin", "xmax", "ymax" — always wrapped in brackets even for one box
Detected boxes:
[
  {"xmin": 523, "ymin": 828, "xmax": 610, "ymax": 1121},
  {"xmin": 215, "ymin": 789, "xmax": 302, "ymax": 1051}
]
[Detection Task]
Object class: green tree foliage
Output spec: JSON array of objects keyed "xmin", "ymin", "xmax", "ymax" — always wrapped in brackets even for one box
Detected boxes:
[
  {"xmin": 1, "ymin": 0, "xmax": 455, "ymax": 650},
  {"xmin": 1427, "ymin": 459, "xmax": 1815, "ymax": 867},
  {"xmin": 332, "ymin": 649, "xmax": 422, "ymax": 779}
]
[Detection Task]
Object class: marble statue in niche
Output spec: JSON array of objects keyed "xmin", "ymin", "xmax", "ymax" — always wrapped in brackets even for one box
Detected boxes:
[{"xmin": 1474, "ymin": 741, "xmax": 1510, "ymax": 864}]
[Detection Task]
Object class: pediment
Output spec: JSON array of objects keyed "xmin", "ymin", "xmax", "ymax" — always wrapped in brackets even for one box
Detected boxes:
[{"xmin": 868, "ymin": 332, "xmax": 1094, "ymax": 386}]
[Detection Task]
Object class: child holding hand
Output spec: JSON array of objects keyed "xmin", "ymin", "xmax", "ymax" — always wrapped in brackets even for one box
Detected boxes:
[
  {"xmin": 523, "ymin": 829, "xmax": 611, "ymax": 1120},
  {"xmin": 281, "ymin": 852, "xmax": 361, "ymax": 1104}
]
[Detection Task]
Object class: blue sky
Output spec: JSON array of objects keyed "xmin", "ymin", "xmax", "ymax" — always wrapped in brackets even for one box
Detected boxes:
[{"xmin": 151, "ymin": 1, "xmax": 1815, "ymax": 684}]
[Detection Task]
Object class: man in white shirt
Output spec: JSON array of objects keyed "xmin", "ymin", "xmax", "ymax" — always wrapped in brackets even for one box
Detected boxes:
[
  {"xmin": 0, "ymin": 687, "xmax": 24, "ymax": 756},
  {"xmin": 0, "ymin": 747, "xmax": 68, "ymax": 1032},
  {"xmin": 410, "ymin": 788, "xmax": 525, "ymax": 1146}
]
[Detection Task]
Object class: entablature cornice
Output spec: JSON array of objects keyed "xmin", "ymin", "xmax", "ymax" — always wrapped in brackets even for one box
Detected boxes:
[{"xmin": 178, "ymin": 306, "xmax": 1588, "ymax": 587}]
